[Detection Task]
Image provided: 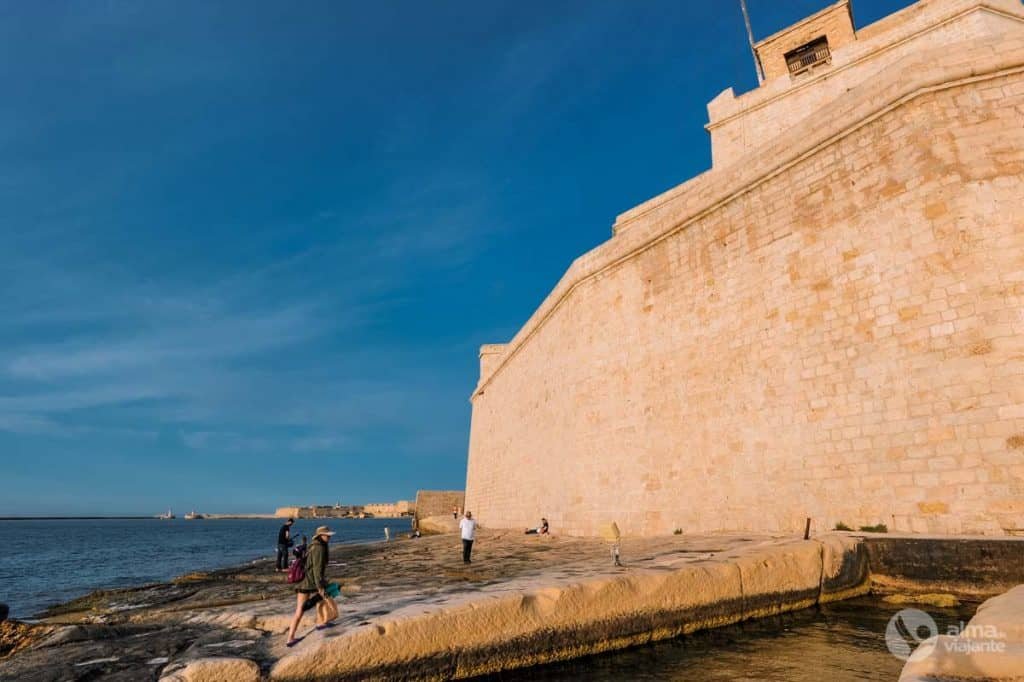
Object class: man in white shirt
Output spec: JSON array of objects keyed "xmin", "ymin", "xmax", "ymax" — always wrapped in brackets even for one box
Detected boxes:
[{"xmin": 459, "ymin": 511, "xmax": 477, "ymax": 564}]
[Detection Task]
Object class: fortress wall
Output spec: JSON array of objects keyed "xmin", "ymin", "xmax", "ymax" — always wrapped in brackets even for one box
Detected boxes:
[
  {"xmin": 466, "ymin": 65, "xmax": 1024, "ymax": 538},
  {"xmin": 706, "ymin": 0, "xmax": 1024, "ymax": 169},
  {"xmin": 413, "ymin": 490, "xmax": 465, "ymax": 523},
  {"xmin": 482, "ymin": 31, "xmax": 1024, "ymax": 393}
]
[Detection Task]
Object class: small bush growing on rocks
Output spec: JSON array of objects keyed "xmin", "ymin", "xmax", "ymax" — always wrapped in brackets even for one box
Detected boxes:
[
  {"xmin": 834, "ymin": 522, "xmax": 853, "ymax": 531},
  {"xmin": 859, "ymin": 523, "xmax": 888, "ymax": 533},
  {"xmin": 673, "ymin": 528, "xmax": 683, "ymax": 535}
]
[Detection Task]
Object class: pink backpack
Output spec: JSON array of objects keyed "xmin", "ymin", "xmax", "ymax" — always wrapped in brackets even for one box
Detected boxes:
[{"xmin": 287, "ymin": 549, "xmax": 306, "ymax": 584}]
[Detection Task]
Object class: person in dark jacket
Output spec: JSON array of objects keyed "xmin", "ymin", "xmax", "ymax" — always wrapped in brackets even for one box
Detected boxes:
[
  {"xmin": 285, "ymin": 525, "xmax": 335, "ymax": 646},
  {"xmin": 276, "ymin": 518, "xmax": 294, "ymax": 572}
]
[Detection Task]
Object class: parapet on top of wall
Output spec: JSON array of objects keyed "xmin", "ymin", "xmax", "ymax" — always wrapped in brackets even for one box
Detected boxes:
[
  {"xmin": 474, "ymin": 0, "xmax": 1024, "ymax": 395},
  {"xmin": 698, "ymin": 0, "xmax": 1024, "ymax": 171},
  {"xmin": 476, "ymin": 344, "xmax": 508, "ymax": 394},
  {"xmin": 603, "ymin": 0, "xmax": 1024, "ymax": 236}
]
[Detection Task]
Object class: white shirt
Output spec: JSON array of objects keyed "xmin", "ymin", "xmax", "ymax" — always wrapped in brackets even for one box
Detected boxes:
[{"xmin": 460, "ymin": 517, "xmax": 477, "ymax": 541}]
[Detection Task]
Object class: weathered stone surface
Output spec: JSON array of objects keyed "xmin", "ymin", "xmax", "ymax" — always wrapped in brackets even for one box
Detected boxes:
[
  {"xmin": 865, "ymin": 536, "xmax": 1024, "ymax": 597},
  {"xmin": 164, "ymin": 627, "xmax": 265, "ymax": 676},
  {"xmin": 819, "ymin": 533, "xmax": 871, "ymax": 602},
  {"xmin": 0, "ymin": 622, "xmax": 204, "ymax": 682},
  {"xmin": 37, "ymin": 623, "xmax": 156, "ymax": 648},
  {"xmin": 160, "ymin": 656, "xmax": 260, "ymax": 682},
  {"xmin": 707, "ymin": 0, "xmax": 1024, "ymax": 167},
  {"xmin": 970, "ymin": 584, "xmax": 1024, "ymax": 648},
  {"xmin": 269, "ymin": 535, "xmax": 865, "ymax": 681},
  {"xmin": 734, "ymin": 540, "xmax": 822, "ymax": 619},
  {"xmin": 0, "ymin": 621, "xmax": 53, "ymax": 661},
  {"xmin": 751, "ymin": 0, "xmax": 856, "ymax": 83},
  {"xmin": 882, "ymin": 592, "xmax": 960, "ymax": 608},
  {"xmin": 4, "ymin": 531, "xmax": 796, "ymax": 680},
  {"xmin": 413, "ymin": 491, "xmax": 465, "ymax": 529},
  {"xmin": 899, "ymin": 584, "xmax": 1024, "ymax": 681},
  {"xmin": 416, "ymin": 514, "xmax": 459, "ymax": 535},
  {"xmin": 15, "ymin": 530, "xmax": 1024, "ymax": 681},
  {"xmin": 465, "ymin": 0, "xmax": 1024, "ymax": 538}
]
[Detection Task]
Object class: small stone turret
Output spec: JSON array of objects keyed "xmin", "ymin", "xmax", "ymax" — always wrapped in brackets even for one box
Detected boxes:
[
  {"xmin": 475, "ymin": 344, "xmax": 507, "ymax": 395},
  {"xmin": 753, "ymin": 0, "xmax": 856, "ymax": 81}
]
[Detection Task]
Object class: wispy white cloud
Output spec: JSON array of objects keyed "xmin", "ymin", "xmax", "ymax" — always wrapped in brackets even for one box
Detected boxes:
[
  {"xmin": 0, "ymin": 412, "xmax": 59, "ymax": 435},
  {"xmin": 180, "ymin": 429, "xmax": 275, "ymax": 454},
  {"xmin": 0, "ymin": 173, "xmax": 481, "ymax": 457},
  {"xmin": 288, "ymin": 434, "xmax": 349, "ymax": 453},
  {"xmin": 5, "ymin": 301, "xmax": 323, "ymax": 380}
]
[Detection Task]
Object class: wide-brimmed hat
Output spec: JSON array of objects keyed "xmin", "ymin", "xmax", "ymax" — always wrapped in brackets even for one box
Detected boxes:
[{"xmin": 314, "ymin": 525, "xmax": 336, "ymax": 537}]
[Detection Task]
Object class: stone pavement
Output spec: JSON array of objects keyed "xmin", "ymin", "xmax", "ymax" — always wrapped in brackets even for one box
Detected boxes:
[{"xmin": 1, "ymin": 530, "xmax": 826, "ymax": 680}]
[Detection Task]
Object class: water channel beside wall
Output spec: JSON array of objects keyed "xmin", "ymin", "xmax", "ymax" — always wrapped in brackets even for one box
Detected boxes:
[{"xmin": 493, "ymin": 596, "xmax": 977, "ymax": 682}]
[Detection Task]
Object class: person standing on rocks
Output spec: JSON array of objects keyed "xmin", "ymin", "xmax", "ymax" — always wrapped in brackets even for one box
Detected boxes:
[
  {"xmin": 276, "ymin": 518, "xmax": 295, "ymax": 572},
  {"xmin": 460, "ymin": 511, "xmax": 477, "ymax": 564},
  {"xmin": 285, "ymin": 525, "xmax": 335, "ymax": 646}
]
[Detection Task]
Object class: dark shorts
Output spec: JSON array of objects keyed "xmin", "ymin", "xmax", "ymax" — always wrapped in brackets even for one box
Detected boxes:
[{"xmin": 301, "ymin": 592, "xmax": 323, "ymax": 612}]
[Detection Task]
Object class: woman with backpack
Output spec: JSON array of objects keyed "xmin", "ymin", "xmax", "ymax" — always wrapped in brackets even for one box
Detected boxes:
[{"xmin": 285, "ymin": 525, "xmax": 338, "ymax": 646}]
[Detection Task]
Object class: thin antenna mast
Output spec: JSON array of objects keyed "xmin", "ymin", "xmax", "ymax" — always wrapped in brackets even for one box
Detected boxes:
[{"xmin": 739, "ymin": 0, "xmax": 765, "ymax": 84}]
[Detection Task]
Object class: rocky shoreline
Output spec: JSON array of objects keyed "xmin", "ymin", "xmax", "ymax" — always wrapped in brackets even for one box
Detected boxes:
[
  {"xmin": 0, "ymin": 531, "xmax": 850, "ymax": 681},
  {"xmin": 2, "ymin": 531, "xmax": 1022, "ymax": 681}
]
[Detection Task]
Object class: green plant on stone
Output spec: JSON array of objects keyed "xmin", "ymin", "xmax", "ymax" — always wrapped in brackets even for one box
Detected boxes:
[
  {"xmin": 834, "ymin": 521, "xmax": 854, "ymax": 531},
  {"xmin": 673, "ymin": 528, "xmax": 683, "ymax": 535},
  {"xmin": 859, "ymin": 523, "xmax": 888, "ymax": 533}
]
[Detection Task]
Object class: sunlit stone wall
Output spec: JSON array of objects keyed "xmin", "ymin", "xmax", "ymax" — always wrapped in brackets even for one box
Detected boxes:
[{"xmin": 465, "ymin": 0, "xmax": 1024, "ymax": 538}]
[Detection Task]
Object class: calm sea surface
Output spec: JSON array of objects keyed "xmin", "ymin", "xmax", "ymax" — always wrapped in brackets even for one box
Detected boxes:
[{"xmin": 0, "ymin": 517, "xmax": 409, "ymax": 618}]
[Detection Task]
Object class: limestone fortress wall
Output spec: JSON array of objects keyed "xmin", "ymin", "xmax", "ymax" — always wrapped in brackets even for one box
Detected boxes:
[{"xmin": 465, "ymin": 0, "xmax": 1024, "ymax": 537}]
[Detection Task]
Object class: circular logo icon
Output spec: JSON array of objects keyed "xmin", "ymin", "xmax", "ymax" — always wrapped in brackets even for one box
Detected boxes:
[{"xmin": 886, "ymin": 608, "xmax": 938, "ymax": 660}]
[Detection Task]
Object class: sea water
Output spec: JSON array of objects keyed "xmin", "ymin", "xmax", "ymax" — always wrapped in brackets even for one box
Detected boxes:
[
  {"xmin": 495, "ymin": 596, "xmax": 978, "ymax": 681},
  {"xmin": 0, "ymin": 517, "xmax": 409, "ymax": 618}
]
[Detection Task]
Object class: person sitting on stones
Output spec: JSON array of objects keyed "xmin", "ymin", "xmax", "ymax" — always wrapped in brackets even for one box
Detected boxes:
[
  {"xmin": 286, "ymin": 525, "xmax": 335, "ymax": 646},
  {"xmin": 525, "ymin": 518, "xmax": 549, "ymax": 535}
]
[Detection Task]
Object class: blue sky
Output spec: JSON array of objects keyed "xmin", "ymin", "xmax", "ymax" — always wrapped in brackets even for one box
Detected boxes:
[{"xmin": 0, "ymin": 0, "xmax": 912, "ymax": 515}]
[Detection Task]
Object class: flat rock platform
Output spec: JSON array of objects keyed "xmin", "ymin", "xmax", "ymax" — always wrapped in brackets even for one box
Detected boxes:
[{"xmin": 0, "ymin": 530, "xmax": 870, "ymax": 681}]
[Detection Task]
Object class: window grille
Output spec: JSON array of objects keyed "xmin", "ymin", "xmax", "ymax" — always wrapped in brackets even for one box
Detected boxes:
[{"xmin": 784, "ymin": 37, "xmax": 831, "ymax": 76}]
